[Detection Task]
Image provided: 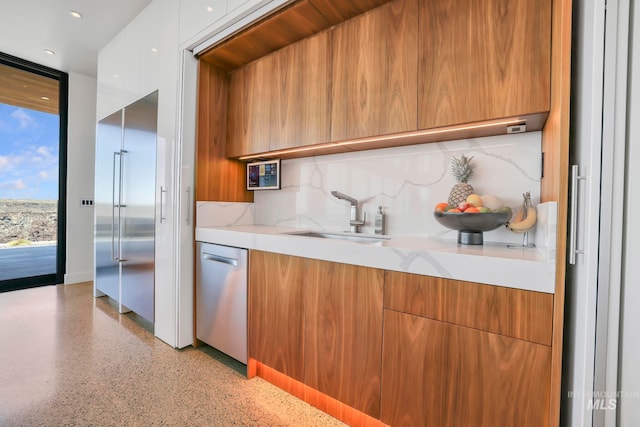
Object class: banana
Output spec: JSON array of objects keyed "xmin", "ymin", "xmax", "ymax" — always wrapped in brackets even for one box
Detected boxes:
[
  {"xmin": 507, "ymin": 191, "xmax": 537, "ymax": 233},
  {"xmin": 507, "ymin": 206, "xmax": 537, "ymax": 233},
  {"xmin": 511, "ymin": 204, "xmax": 527, "ymax": 223}
]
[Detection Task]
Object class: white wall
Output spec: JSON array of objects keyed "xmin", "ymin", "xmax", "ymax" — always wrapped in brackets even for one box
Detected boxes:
[{"xmin": 64, "ymin": 72, "xmax": 97, "ymax": 284}]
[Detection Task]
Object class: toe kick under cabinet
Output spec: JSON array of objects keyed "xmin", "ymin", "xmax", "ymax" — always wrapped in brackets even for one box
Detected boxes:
[{"xmin": 247, "ymin": 251, "xmax": 554, "ymax": 426}]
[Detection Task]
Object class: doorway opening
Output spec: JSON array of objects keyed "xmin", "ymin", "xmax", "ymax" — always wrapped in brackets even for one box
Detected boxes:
[{"xmin": 0, "ymin": 52, "xmax": 68, "ymax": 292}]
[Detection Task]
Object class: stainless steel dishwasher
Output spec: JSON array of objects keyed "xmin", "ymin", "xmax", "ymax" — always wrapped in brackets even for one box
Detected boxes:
[{"xmin": 196, "ymin": 242, "xmax": 248, "ymax": 364}]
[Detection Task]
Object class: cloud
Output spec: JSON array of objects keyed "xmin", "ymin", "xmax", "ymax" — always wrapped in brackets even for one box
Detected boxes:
[
  {"xmin": 39, "ymin": 170, "xmax": 49, "ymax": 179},
  {"xmin": 0, "ymin": 179, "xmax": 27, "ymax": 191},
  {"xmin": 0, "ymin": 153, "xmax": 24, "ymax": 173},
  {"xmin": 10, "ymin": 109, "xmax": 36, "ymax": 129},
  {"xmin": 0, "ymin": 156, "xmax": 9, "ymax": 172}
]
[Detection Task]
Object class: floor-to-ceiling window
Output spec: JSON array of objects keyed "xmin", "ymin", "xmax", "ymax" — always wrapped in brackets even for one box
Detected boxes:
[{"xmin": 0, "ymin": 52, "xmax": 67, "ymax": 292}]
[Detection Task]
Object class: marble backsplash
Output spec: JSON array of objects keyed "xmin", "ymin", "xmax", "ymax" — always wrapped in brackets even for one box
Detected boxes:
[{"xmin": 197, "ymin": 132, "xmax": 546, "ymax": 245}]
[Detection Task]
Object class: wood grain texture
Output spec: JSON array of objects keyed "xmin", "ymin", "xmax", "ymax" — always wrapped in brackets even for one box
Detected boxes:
[
  {"xmin": 308, "ymin": 0, "xmax": 392, "ymax": 25},
  {"xmin": 0, "ymin": 63, "xmax": 59, "ymax": 114},
  {"xmin": 195, "ymin": 61, "xmax": 253, "ymax": 202},
  {"xmin": 254, "ymin": 361, "xmax": 388, "ymax": 427},
  {"xmin": 331, "ymin": 0, "xmax": 418, "ymax": 141},
  {"xmin": 200, "ymin": 0, "xmax": 393, "ymax": 71},
  {"xmin": 380, "ymin": 310, "xmax": 551, "ymax": 427},
  {"xmin": 541, "ymin": 0, "xmax": 573, "ymax": 424},
  {"xmin": 384, "ymin": 271, "xmax": 553, "ymax": 345},
  {"xmin": 418, "ymin": 0, "xmax": 551, "ymax": 129},
  {"xmin": 270, "ymin": 31, "xmax": 332, "ymax": 150},
  {"xmin": 200, "ymin": 1, "xmax": 331, "ymax": 71},
  {"xmin": 226, "ymin": 58, "xmax": 272, "ymax": 157},
  {"xmin": 248, "ymin": 251, "xmax": 305, "ymax": 381},
  {"xmin": 304, "ymin": 260, "xmax": 384, "ymax": 418}
]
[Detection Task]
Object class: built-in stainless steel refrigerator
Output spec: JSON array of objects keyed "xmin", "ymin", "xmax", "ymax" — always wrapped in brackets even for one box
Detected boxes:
[{"xmin": 94, "ymin": 91, "xmax": 158, "ymax": 324}]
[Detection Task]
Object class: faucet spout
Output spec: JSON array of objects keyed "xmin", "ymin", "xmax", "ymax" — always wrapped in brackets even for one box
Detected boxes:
[
  {"xmin": 331, "ymin": 190, "xmax": 365, "ymax": 233},
  {"xmin": 331, "ymin": 190, "xmax": 358, "ymax": 206}
]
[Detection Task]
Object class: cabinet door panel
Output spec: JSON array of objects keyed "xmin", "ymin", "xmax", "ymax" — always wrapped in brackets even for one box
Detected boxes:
[
  {"xmin": 305, "ymin": 260, "xmax": 384, "ymax": 418},
  {"xmin": 418, "ymin": 0, "xmax": 551, "ymax": 129},
  {"xmin": 384, "ymin": 271, "xmax": 554, "ymax": 345},
  {"xmin": 271, "ymin": 31, "xmax": 332, "ymax": 150},
  {"xmin": 226, "ymin": 58, "xmax": 272, "ymax": 157},
  {"xmin": 248, "ymin": 251, "xmax": 305, "ymax": 381},
  {"xmin": 381, "ymin": 310, "xmax": 551, "ymax": 427},
  {"xmin": 331, "ymin": 0, "xmax": 418, "ymax": 141}
]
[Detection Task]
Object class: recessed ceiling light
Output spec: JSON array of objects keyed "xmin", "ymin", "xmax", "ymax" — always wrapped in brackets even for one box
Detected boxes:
[
  {"xmin": 69, "ymin": 10, "xmax": 83, "ymax": 18},
  {"xmin": 41, "ymin": 96, "xmax": 50, "ymax": 101},
  {"xmin": 206, "ymin": 6, "xmax": 214, "ymax": 12},
  {"xmin": 150, "ymin": 47, "xmax": 158, "ymax": 53},
  {"xmin": 112, "ymin": 74, "xmax": 120, "ymax": 78},
  {"xmin": 44, "ymin": 49, "xmax": 55, "ymax": 55}
]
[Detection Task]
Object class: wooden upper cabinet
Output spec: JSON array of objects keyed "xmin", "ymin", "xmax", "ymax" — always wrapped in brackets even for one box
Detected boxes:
[
  {"xmin": 227, "ymin": 32, "xmax": 332, "ymax": 156},
  {"xmin": 381, "ymin": 310, "xmax": 551, "ymax": 427},
  {"xmin": 226, "ymin": 58, "xmax": 272, "ymax": 158},
  {"xmin": 418, "ymin": 0, "xmax": 551, "ymax": 129},
  {"xmin": 331, "ymin": 0, "xmax": 418, "ymax": 141},
  {"xmin": 270, "ymin": 32, "xmax": 332, "ymax": 151},
  {"xmin": 304, "ymin": 260, "xmax": 384, "ymax": 418},
  {"xmin": 248, "ymin": 251, "xmax": 306, "ymax": 381}
]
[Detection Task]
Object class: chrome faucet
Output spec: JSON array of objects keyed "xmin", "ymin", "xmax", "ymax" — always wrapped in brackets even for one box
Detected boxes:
[{"xmin": 331, "ymin": 191, "xmax": 365, "ymax": 233}]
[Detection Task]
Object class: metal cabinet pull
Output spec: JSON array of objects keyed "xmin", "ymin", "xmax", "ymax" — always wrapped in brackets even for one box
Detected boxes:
[
  {"xmin": 202, "ymin": 253, "xmax": 238, "ymax": 267},
  {"xmin": 186, "ymin": 186, "xmax": 191, "ymax": 226},
  {"xmin": 569, "ymin": 165, "xmax": 587, "ymax": 264},
  {"xmin": 160, "ymin": 186, "xmax": 167, "ymax": 224}
]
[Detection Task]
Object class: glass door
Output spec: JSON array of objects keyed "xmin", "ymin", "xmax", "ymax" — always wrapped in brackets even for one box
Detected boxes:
[{"xmin": 0, "ymin": 53, "xmax": 67, "ymax": 292}]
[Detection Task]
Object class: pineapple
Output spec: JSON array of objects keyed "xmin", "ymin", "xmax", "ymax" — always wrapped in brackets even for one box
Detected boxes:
[{"xmin": 447, "ymin": 154, "xmax": 476, "ymax": 206}]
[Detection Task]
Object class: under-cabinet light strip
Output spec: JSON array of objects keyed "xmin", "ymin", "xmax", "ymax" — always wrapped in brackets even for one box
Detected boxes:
[{"xmin": 237, "ymin": 118, "xmax": 526, "ymax": 161}]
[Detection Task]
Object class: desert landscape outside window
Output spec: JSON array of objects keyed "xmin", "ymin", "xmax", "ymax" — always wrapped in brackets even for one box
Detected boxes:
[{"xmin": 0, "ymin": 53, "xmax": 67, "ymax": 292}]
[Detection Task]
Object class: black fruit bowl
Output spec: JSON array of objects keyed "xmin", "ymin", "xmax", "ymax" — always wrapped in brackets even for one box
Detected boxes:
[{"xmin": 433, "ymin": 211, "xmax": 511, "ymax": 245}]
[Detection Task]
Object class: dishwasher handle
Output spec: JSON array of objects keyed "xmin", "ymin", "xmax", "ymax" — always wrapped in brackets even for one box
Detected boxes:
[{"xmin": 202, "ymin": 252, "xmax": 239, "ymax": 267}]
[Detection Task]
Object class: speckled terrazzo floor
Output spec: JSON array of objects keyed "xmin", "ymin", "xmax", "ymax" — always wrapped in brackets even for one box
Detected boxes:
[{"xmin": 0, "ymin": 283, "xmax": 346, "ymax": 427}]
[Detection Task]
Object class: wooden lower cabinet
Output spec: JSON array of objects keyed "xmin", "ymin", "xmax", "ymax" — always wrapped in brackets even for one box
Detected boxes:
[
  {"xmin": 248, "ymin": 253, "xmax": 552, "ymax": 426},
  {"xmin": 248, "ymin": 251, "xmax": 305, "ymax": 381},
  {"xmin": 380, "ymin": 309, "xmax": 552, "ymax": 427},
  {"xmin": 305, "ymin": 259, "xmax": 384, "ymax": 418}
]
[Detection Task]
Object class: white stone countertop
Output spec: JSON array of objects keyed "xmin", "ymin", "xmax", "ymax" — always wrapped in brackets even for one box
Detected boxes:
[{"xmin": 195, "ymin": 225, "xmax": 556, "ymax": 294}]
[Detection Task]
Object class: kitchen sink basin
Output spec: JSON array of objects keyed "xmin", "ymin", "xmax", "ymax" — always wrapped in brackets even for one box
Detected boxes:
[{"xmin": 284, "ymin": 230, "xmax": 389, "ymax": 244}]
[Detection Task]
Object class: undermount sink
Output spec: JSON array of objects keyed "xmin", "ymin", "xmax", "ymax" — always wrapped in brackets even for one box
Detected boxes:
[{"xmin": 284, "ymin": 230, "xmax": 389, "ymax": 244}]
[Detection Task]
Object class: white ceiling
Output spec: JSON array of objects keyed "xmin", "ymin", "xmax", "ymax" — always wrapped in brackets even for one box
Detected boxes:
[{"xmin": 0, "ymin": 0, "xmax": 154, "ymax": 77}]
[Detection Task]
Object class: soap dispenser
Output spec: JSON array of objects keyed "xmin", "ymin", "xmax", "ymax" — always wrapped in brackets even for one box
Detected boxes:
[{"xmin": 374, "ymin": 206, "xmax": 386, "ymax": 235}]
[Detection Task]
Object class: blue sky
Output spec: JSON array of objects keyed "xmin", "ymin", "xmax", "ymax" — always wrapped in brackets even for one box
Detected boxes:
[{"xmin": 0, "ymin": 103, "xmax": 59, "ymax": 200}]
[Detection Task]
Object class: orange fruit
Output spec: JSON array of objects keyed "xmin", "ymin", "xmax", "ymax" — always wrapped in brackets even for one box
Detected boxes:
[
  {"xmin": 435, "ymin": 202, "xmax": 448, "ymax": 212},
  {"xmin": 465, "ymin": 207, "xmax": 480, "ymax": 213},
  {"xmin": 448, "ymin": 208, "xmax": 461, "ymax": 213}
]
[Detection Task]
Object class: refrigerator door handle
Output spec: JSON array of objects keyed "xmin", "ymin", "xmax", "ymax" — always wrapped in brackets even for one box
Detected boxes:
[
  {"xmin": 112, "ymin": 151, "xmax": 122, "ymax": 261},
  {"xmin": 569, "ymin": 164, "xmax": 587, "ymax": 264},
  {"xmin": 202, "ymin": 252, "xmax": 239, "ymax": 267},
  {"xmin": 118, "ymin": 149, "xmax": 127, "ymax": 262}
]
